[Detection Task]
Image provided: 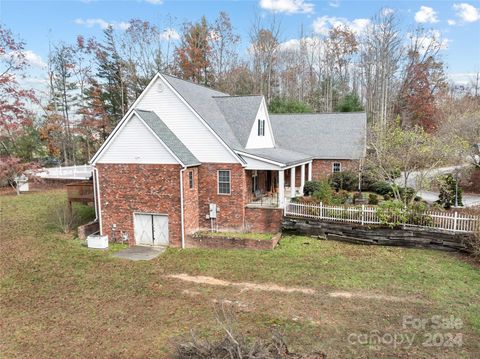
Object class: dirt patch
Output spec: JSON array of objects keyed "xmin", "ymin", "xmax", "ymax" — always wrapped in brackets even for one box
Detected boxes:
[
  {"xmin": 167, "ymin": 273, "xmax": 316, "ymax": 294},
  {"xmin": 166, "ymin": 273, "xmax": 419, "ymax": 303},
  {"xmin": 328, "ymin": 291, "xmax": 419, "ymax": 303}
]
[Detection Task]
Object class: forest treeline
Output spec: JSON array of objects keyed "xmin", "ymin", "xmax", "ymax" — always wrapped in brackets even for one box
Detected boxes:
[{"xmin": 1, "ymin": 9, "xmax": 479, "ymax": 168}]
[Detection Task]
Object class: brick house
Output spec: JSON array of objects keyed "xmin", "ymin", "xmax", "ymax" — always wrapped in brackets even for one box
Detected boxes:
[{"xmin": 90, "ymin": 73, "xmax": 366, "ymax": 248}]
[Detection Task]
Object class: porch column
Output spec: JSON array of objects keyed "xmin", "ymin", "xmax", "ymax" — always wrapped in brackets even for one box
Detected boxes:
[
  {"xmin": 308, "ymin": 161, "xmax": 313, "ymax": 181},
  {"xmin": 290, "ymin": 166, "xmax": 296, "ymax": 198},
  {"xmin": 278, "ymin": 170, "xmax": 285, "ymax": 208},
  {"xmin": 300, "ymin": 164, "xmax": 305, "ymax": 195}
]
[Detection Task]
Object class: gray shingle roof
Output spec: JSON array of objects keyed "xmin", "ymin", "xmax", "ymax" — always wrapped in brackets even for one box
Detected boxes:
[
  {"xmin": 269, "ymin": 113, "xmax": 367, "ymax": 160},
  {"xmin": 238, "ymin": 147, "xmax": 312, "ymax": 166},
  {"xmin": 135, "ymin": 109, "xmax": 200, "ymax": 167},
  {"xmin": 214, "ymin": 96, "xmax": 264, "ymax": 148},
  {"xmin": 159, "ymin": 73, "xmax": 366, "ymax": 164}
]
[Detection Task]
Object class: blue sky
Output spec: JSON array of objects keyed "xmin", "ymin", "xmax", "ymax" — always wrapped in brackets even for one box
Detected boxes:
[{"xmin": 1, "ymin": 0, "xmax": 479, "ymax": 91}]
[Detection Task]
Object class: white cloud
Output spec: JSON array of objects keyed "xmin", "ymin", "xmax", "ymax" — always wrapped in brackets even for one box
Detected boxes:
[
  {"xmin": 448, "ymin": 72, "xmax": 477, "ymax": 85},
  {"xmin": 2, "ymin": 50, "xmax": 46, "ymax": 69},
  {"xmin": 74, "ymin": 18, "xmax": 130, "ymax": 31},
  {"xmin": 409, "ymin": 29, "xmax": 450, "ymax": 53},
  {"xmin": 159, "ymin": 28, "xmax": 180, "ymax": 41},
  {"xmin": 24, "ymin": 50, "xmax": 47, "ymax": 68},
  {"xmin": 447, "ymin": 19, "xmax": 457, "ymax": 25},
  {"xmin": 145, "ymin": 0, "xmax": 163, "ymax": 4},
  {"xmin": 278, "ymin": 37, "xmax": 323, "ymax": 59},
  {"xmin": 313, "ymin": 16, "xmax": 370, "ymax": 36},
  {"xmin": 414, "ymin": 6, "xmax": 439, "ymax": 23},
  {"xmin": 329, "ymin": 0, "xmax": 340, "ymax": 8},
  {"xmin": 381, "ymin": 7, "xmax": 394, "ymax": 16},
  {"xmin": 259, "ymin": 0, "xmax": 314, "ymax": 14},
  {"xmin": 453, "ymin": 3, "xmax": 480, "ymax": 22}
]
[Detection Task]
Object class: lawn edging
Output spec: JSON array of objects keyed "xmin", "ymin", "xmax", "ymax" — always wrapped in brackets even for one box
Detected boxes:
[{"xmin": 186, "ymin": 231, "xmax": 282, "ymax": 250}]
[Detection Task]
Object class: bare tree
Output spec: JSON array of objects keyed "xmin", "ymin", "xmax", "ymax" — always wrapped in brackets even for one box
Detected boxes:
[
  {"xmin": 249, "ymin": 15, "xmax": 281, "ymax": 103},
  {"xmin": 360, "ymin": 11, "xmax": 402, "ymax": 125}
]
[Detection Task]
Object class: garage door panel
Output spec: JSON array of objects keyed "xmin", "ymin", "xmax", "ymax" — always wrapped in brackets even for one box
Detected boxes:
[
  {"xmin": 153, "ymin": 215, "xmax": 169, "ymax": 246},
  {"xmin": 134, "ymin": 213, "xmax": 169, "ymax": 246}
]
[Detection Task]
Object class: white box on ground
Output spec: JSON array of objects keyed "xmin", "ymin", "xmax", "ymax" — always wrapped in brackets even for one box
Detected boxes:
[
  {"xmin": 19, "ymin": 182, "xmax": 29, "ymax": 192},
  {"xmin": 87, "ymin": 234, "xmax": 109, "ymax": 249}
]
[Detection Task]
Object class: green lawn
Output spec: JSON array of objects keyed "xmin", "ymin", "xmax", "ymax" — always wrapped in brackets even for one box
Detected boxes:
[{"xmin": 1, "ymin": 189, "xmax": 479, "ymax": 358}]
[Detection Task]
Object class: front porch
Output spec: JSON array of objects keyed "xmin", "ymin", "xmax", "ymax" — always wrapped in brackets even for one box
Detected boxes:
[{"xmin": 245, "ymin": 161, "xmax": 313, "ymax": 208}]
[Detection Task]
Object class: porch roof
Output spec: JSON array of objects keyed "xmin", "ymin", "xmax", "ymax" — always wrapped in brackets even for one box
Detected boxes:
[{"xmin": 237, "ymin": 147, "xmax": 312, "ymax": 167}]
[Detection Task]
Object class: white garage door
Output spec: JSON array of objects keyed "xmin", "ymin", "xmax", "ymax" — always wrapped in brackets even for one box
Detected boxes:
[{"xmin": 134, "ymin": 213, "xmax": 169, "ymax": 246}]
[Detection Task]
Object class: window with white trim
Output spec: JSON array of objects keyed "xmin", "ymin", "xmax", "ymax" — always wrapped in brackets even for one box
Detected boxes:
[
  {"xmin": 332, "ymin": 162, "xmax": 341, "ymax": 173},
  {"xmin": 218, "ymin": 170, "xmax": 231, "ymax": 195},
  {"xmin": 188, "ymin": 171, "xmax": 194, "ymax": 189},
  {"xmin": 257, "ymin": 119, "xmax": 265, "ymax": 136}
]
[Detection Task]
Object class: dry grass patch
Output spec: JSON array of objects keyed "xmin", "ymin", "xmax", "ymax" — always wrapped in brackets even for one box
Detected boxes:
[{"xmin": 1, "ymin": 189, "xmax": 480, "ymax": 358}]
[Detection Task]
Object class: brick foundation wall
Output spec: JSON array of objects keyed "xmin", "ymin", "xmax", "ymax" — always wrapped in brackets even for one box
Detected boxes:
[
  {"xmin": 96, "ymin": 163, "xmax": 183, "ymax": 247},
  {"xmin": 312, "ymin": 159, "xmax": 360, "ymax": 179},
  {"xmin": 197, "ymin": 163, "xmax": 247, "ymax": 231},
  {"xmin": 186, "ymin": 232, "xmax": 282, "ymax": 250},
  {"xmin": 245, "ymin": 207, "xmax": 283, "ymax": 233}
]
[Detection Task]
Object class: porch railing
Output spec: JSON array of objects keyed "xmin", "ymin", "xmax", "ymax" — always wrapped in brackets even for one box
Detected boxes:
[
  {"xmin": 285, "ymin": 202, "xmax": 480, "ymax": 233},
  {"xmin": 246, "ymin": 191, "xmax": 280, "ymax": 207}
]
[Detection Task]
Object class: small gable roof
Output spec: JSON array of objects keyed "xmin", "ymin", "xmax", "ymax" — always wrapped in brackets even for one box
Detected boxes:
[
  {"xmin": 238, "ymin": 147, "xmax": 312, "ymax": 167},
  {"xmin": 214, "ymin": 95, "xmax": 264, "ymax": 148},
  {"xmin": 270, "ymin": 113, "xmax": 367, "ymax": 160},
  {"xmin": 135, "ymin": 109, "xmax": 200, "ymax": 167}
]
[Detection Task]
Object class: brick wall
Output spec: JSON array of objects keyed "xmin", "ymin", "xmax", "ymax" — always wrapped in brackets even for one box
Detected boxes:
[
  {"xmin": 245, "ymin": 207, "xmax": 283, "ymax": 233},
  {"xmin": 96, "ymin": 163, "xmax": 183, "ymax": 247},
  {"xmin": 197, "ymin": 163, "xmax": 247, "ymax": 231},
  {"xmin": 312, "ymin": 159, "xmax": 360, "ymax": 179},
  {"xmin": 183, "ymin": 167, "xmax": 199, "ymax": 235}
]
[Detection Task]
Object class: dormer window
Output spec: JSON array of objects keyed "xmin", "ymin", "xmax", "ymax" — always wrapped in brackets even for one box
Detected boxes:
[{"xmin": 257, "ymin": 119, "xmax": 265, "ymax": 136}]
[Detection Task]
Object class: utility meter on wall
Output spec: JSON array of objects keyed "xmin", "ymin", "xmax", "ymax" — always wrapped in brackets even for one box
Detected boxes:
[{"xmin": 209, "ymin": 203, "xmax": 217, "ymax": 219}]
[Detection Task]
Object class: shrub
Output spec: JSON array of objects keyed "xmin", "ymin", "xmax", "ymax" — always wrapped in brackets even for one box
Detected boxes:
[
  {"xmin": 174, "ymin": 306, "xmax": 327, "ymax": 359},
  {"xmin": 437, "ymin": 173, "xmax": 463, "ymax": 209},
  {"xmin": 329, "ymin": 171, "xmax": 358, "ymax": 191},
  {"xmin": 332, "ymin": 190, "xmax": 350, "ymax": 205},
  {"xmin": 406, "ymin": 201, "xmax": 432, "ymax": 226},
  {"xmin": 54, "ymin": 205, "xmax": 79, "ymax": 233},
  {"xmin": 312, "ymin": 180, "xmax": 333, "ymax": 204},
  {"xmin": 352, "ymin": 192, "xmax": 363, "ymax": 204},
  {"xmin": 368, "ymin": 193, "xmax": 379, "ymax": 205},
  {"xmin": 464, "ymin": 230, "xmax": 480, "ymax": 259},
  {"xmin": 360, "ymin": 169, "xmax": 377, "ymax": 192},
  {"xmin": 370, "ymin": 181, "xmax": 392, "ymax": 196},
  {"xmin": 303, "ymin": 180, "xmax": 322, "ymax": 196},
  {"xmin": 375, "ymin": 200, "xmax": 407, "ymax": 228}
]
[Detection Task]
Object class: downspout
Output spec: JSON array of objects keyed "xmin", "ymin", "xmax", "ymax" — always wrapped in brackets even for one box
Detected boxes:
[
  {"xmin": 94, "ymin": 167, "xmax": 103, "ymax": 235},
  {"xmin": 92, "ymin": 167, "xmax": 98, "ymax": 222},
  {"xmin": 179, "ymin": 166, "xmax": 186, "ymax": 249}
]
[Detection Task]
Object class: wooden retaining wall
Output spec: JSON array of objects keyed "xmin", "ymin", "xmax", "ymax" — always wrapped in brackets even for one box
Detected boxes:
[{"xmin": 283, "ymin": 218, "xmax": 474, "ymax": 252}]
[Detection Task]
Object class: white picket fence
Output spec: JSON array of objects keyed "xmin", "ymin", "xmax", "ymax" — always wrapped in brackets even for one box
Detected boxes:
[
  {"xmin": 285, "ymin": 202, "xmax": 480, "ymax": 233},
  {"xmin": 35, "ymin": 165, "xmax": 93, "ymax": 180}
]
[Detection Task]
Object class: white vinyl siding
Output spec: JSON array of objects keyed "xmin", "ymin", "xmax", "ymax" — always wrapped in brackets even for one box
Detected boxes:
[
  {"xmin": 136, "ymin": 76, "xmax": 238, "ymax": 163},
  {"xmin": 245, "ymin": 98, "xmax": 275, "ymax": 149},
  {"xmin": 217, "ymin": 170, "xmax": 231, "ymax": 195},
  {"xmin": 97, "ymin": 115, "xmax": 179, "ymax": 164}
]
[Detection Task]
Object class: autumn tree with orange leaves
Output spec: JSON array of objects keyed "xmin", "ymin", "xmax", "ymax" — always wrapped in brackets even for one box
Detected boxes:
[{"xmin": 175, "ymin": 16, "xmax": 212, "ymax": 85}]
